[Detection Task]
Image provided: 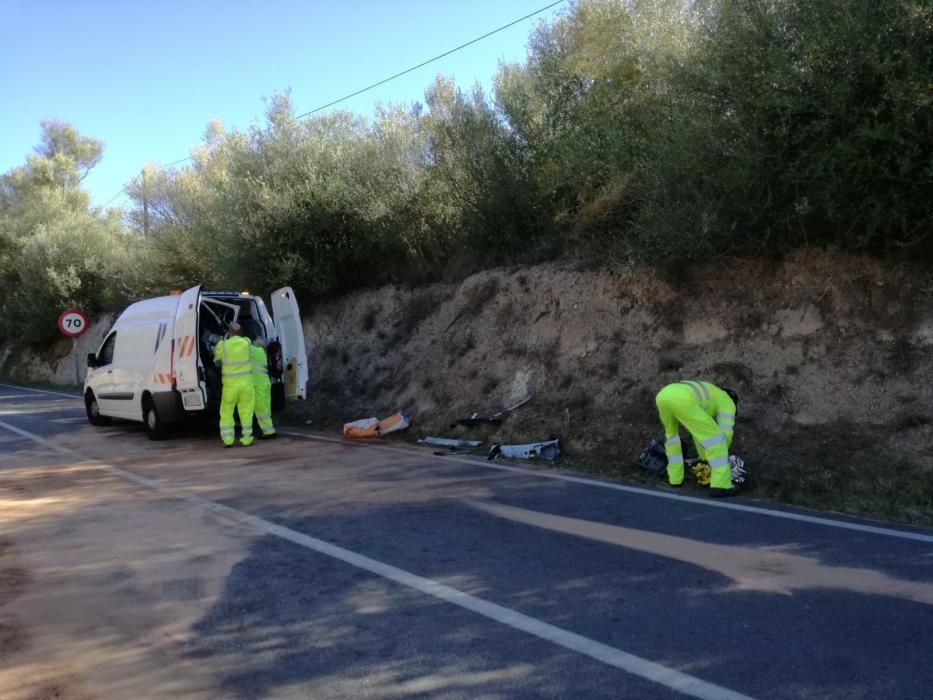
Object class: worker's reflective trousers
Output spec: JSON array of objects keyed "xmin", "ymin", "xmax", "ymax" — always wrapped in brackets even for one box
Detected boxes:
[
  {"xmin": 220, "ymin": 377, "xmax": 255, "ymax": 446},
  {"xmin": 655, "ymin": 383, "xmax": 731, "ymax": 489},
  {"xmin": 251, "ymin": 347, "xmax": 275, "ymax": 437}
]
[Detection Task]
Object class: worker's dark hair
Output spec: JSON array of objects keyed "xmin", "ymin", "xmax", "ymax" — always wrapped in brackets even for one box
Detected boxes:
[{"xmin": 724, "ymin": 388, "xmax": 739, "ymax": 406}]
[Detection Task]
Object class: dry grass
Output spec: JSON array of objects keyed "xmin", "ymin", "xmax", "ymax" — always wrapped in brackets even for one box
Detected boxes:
[
  {"xmin": 711, "ymin": 361, "xmax": 754, "ymax": 388},
  {"xmin": 462, "ymin": 278, "xmax": 501, "ymax": 316},
  {"xmin": 657, "ymin": 353, "xmax": 684, "ymax": 372},
  {"xmin": 740, "ymin": 420, "xmax": 933, "ymax": 525},
  {"xmin": 361, "ymin": 304, "xmax": 380, "ymax": 332},
  {"xmin": 398, "ymin": 287, "xmax": 441, "ymax": 337},
  {"xmin": 889, "ymin": 337, "xmax": 918, "ymax": 373}
]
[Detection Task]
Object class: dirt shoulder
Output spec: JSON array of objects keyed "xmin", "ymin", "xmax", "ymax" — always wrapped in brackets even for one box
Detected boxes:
[{"xmin": 291, "ymin": 249, "xmax": 933, "ymax": 526}]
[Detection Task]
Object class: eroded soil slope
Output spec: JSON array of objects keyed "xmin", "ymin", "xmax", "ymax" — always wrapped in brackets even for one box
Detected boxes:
[{"xmin": 302, "ymin": 250, "xmax": 933, "ymax": 522}]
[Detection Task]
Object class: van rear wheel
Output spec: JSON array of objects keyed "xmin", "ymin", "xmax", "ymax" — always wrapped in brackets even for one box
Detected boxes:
[
  {"xmin": 85, "ymin": 391, "xmax": 111, "ymax": 426},
  {"xmin": 143, "ymin": 397, "xmax": 167, "ymax": 440}
]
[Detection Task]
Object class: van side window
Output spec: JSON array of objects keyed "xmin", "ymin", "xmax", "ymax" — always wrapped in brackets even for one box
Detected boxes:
[{"xmin": 98, "ymin": 333, "xmax": 117, "ymax": 366}]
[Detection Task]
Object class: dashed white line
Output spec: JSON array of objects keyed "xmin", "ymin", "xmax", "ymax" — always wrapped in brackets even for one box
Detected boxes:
[{"xmin": 0, "ymin": 416, "xmax": 753, "ymax": 700}]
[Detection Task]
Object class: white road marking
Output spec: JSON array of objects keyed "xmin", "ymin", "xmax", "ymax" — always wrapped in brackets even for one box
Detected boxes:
[
  {"xmin": 0, "ymin": 416, "xmax": 753, "ymax": 700},
  {"xmin": 0, "ymin": 383, "xmax": 81, "ymax": 399},
  {"xmin": 1, "ymin": 383, "xmax": 929, "ymax": 545},
  {"xmin": 280, "ymin": 430, "xmax": 933, "ymax": 545}
]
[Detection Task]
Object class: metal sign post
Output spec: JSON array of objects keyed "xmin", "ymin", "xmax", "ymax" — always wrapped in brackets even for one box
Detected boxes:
[
  {"xmin": 70, "ymin": 337, "xmax": 77, "ymax": 385},
  {"xmin": 58, "ymin": 309, "xmax": 90, "ymax": 386}
]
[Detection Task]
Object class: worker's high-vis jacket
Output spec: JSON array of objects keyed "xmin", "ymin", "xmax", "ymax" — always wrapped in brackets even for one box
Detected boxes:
[
  {"xmin": 214, "ymin": 336, "xmax": 253, "ymax": 382},
  {"xmin": 655, "ymin": 380, "xmax": 736, "ymax": 490}
]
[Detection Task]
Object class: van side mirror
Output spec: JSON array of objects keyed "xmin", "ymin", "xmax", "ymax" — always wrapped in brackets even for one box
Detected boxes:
[{"xmin": 87, "ymin": 353, "xmax": 98, "ymax": 368}]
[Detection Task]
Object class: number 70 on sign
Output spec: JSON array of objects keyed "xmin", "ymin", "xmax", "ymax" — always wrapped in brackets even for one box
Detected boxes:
[{"xmin": 58, "ymin": 309, "xmax": 90, "ymax": 337}]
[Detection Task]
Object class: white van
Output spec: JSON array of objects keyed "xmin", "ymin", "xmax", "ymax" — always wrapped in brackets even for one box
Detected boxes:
[{"xmin": 84, "ymin": 284, "xmax": 308, "ymax": 439}]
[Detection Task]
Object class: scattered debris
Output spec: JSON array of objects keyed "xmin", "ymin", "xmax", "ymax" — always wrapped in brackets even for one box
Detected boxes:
[
  {"xmin": 637, "ymin": 437, "xmax": 705, "ymax": 474},
  {"xmin": 636, "ymin": 439, "xmax": 667, "ymax": 473},
  {"xmin": 343, "ymin": 412, "xmax": 411, "ymax": 438},
  {"xmin": 637, "ymin": 438, "xmax": 749, "ymax": 488},
  {"xmin": 692, "ymin": 456, "xmax": 749, "ymax": 488},
  {"xmin": 418, "ymin": 436, "xmax": 483, "ymax": 456},
  {"xmin": 453, "ymin": 391, "xmax": 535, "ymax": 428},
  {"xmin": 488, "ymin": 437, "xmax": 561, "ymax": 462},
  {"xmin": 729, "ymin": 455, "xmax": 749, "ymax": 487},
  {"xmin": 432, "ymin": 447, "xmax": 476, "ymax": 456},
  {"xmin": 417, "ymin": 437, "xmax": 483, "ymax": 448}
]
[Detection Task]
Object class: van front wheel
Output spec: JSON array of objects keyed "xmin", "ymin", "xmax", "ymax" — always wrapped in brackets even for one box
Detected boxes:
[
  {"xmin": 143, "ymin": 397, "xmax": 167, "ymax": 440},
  {"xmin": 85, "ymin": 392, "xmax": 111, "ymax": 426}
]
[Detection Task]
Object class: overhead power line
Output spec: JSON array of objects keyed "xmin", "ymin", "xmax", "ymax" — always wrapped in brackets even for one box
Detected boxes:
[
  {"xmin": 102, "ymin": 187, "xmax": 128, "ymax": 208},
  {"xmin": 100, "ymin": 1, "xmax": 566, "ymax": 208},
  {"xmin": 296, "ymin": 0, "xmax": 567, "ymax": 118}
]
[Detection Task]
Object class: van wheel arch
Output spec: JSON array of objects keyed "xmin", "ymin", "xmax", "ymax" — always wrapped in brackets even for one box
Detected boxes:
[{"xmin": 84, "ymin": 390, "xmax": 111, "ymax": 426}]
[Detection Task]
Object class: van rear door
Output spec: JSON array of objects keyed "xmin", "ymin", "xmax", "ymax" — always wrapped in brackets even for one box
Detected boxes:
[
  {"xmin": 174, "ymin": 284, "xmax": 206, "ymax": 410},
  {"xmin": 271, "ymin": 287, "xmax": 308, "ymax": 400}
]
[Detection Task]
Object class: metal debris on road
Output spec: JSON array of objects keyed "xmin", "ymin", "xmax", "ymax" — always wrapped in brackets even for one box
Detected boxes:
[{"xmin": 488, "ymin": 437, "xmax": 561, "ymax": 462}]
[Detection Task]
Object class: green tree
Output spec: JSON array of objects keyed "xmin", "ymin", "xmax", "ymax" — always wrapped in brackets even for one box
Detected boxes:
[
  {"xmin": 424, "ymin": 76, "xmax": 554, "ymax": 267},
  {"xmin": 0, "ymin": 122, "xmax": 140, "ymax": 342},
  {"xmin": 647, "ymin": 0, "xmax": 933, "ymax": 258}
]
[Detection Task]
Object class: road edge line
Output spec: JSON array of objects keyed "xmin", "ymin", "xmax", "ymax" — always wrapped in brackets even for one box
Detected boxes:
[
  {"xmin": 0, "ymin": 416, "xmax": 754, "ymax": 700},
  {"xmin": 279, "ymin": 430, "xmax": 933, "ymax": 545},
  {"xmin": 0, "ymin": 383, "xmax": 82, "ymax": 399}
]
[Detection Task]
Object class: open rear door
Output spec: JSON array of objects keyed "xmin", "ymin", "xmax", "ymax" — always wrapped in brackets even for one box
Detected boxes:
[
  {"xmin": 174, "ymin": 284, "xmax": 206, "ymax": 410},
  {"xmin": 271, "ymin": 286, "xmax": 308, "ymax": 400}
]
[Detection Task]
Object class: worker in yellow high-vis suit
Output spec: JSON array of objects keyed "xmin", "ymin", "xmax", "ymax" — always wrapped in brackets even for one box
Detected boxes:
[
  {"xmin": 251, "ymin": 338, "xmax": 276, "ymax": 439},
  {"xmin": 655, "ymin": 380, "xmax": 738, "ymax": 497},
  {"xmin": 213, "ymin": 322, "xmax": 255, "ymax": 447}
]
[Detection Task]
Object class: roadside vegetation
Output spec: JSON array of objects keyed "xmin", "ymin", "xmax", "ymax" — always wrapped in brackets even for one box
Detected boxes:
[{"xmin": 2, "ymin": 0, "xmax": 931, "ymax": 345}]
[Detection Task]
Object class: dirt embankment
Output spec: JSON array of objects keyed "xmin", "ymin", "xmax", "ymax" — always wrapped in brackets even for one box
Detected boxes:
[
  {"xmin": 0, "ymin": 312, "xmax": 116, "ymax": 389},
  {"xmin": 300, "ymin": 250, "xmax": 933, "ymax": 523},
  {"xmin": 3, "ymin": 250, "xmax": 931, "ymax": 523}
]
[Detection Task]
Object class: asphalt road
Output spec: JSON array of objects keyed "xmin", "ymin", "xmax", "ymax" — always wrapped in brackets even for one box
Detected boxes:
[{"xmin": 0, "ymin": 382, "xmax": 931, "ymax": 700}]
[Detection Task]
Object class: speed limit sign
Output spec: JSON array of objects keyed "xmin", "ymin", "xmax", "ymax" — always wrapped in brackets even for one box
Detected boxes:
[{"xmin": 58, "ymin": 309, "xmax": 89, "ymax": 337}]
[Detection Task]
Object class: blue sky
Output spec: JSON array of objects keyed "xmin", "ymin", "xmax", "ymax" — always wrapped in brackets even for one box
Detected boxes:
[{"xmin": 1, "ymin": 0, "xmax": 567, "ymax": 208}]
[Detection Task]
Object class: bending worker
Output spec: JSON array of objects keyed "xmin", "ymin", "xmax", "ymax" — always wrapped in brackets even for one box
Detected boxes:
[
  {"xmin": 655, "ymin": 380, "xmax": 738, "ymax": 497},
  {"xmin": 213, "ymin": 322, "xmax": 255, "ymax": 447},
  {"xmin": 251, "ymin": 337, "xmax": 276, "ymax": 439}
]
